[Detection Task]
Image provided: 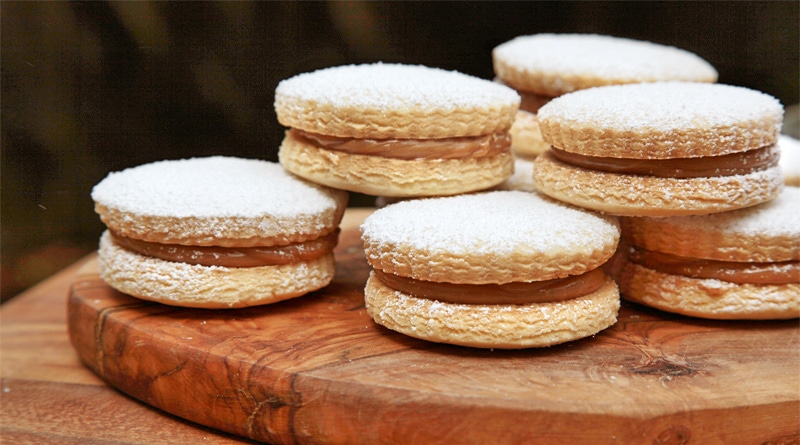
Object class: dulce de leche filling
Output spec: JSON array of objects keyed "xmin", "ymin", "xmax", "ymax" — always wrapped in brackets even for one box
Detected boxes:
[
  {"xmin": 109, "ymin": 230, "xmax": 339, "ymax": 268},
  {"xmin": 629, "ymin": 247, "xmax": 800, "ymax": 284},
  {"xmin": 550, "ymin": 144, "xmax": 779, "ymax": 178},
  {"xmin": 373, "ymin": 268, "xmax": 606, "ymax": 305},
  {"xmin": 289, "ymin": 129, "xmax": 511, "ymax": 160},
  {"xmin": 518, "ymin": 90, "xmax": 553, "ymax": 114}
]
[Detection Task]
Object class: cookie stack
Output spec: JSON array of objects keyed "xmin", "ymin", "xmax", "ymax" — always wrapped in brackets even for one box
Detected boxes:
[
  {"xmin": 491, "ymin": 34, "xmax": 718, "ymax": 192},
  {"xmin": 271, "ymin": 36, "xmax": 795, "ymax": 345},
  {"xmin": 527, "ymin": 71, "xmax": 797, "ymax": 320},
  {"xmin": 90, "ymin": 33, "xmax": 797, "ymax": 347},
  {"xmin": 273, "ymin": 62, "xmax": 626, "ymax": 348},
  {"xmin": 274, "ymin": 63, "xmax": 520, "ymax": 198}
]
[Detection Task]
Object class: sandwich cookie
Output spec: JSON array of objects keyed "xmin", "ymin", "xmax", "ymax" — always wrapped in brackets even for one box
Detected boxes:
[
  {"xmin": 778, "ymin": 134, "xmax": 800, "ymax": 186},
  {"xmin": 533, "ymin": 82, "xmax": 785, "ymax": 216},
  {"xmin": 492, "ymin": 34, "xmax": 718, "ymax": 157},
  {"xmin": 618, "ymin": 187, "xmax": 800, "ymax": 320},
  {"xmin": 360, "ymin": 191, "xmax": 621, "ymax": 349},
  {"xmin": 275, "ymin": 63, "xmax": 520, "ymax": 197},
  {"xmin": 91, "ymin": 157, "xmax": 348, "ymax": 308}
]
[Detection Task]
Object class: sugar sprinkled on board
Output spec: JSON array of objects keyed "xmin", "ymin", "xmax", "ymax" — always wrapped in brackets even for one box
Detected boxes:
[
  {"xmin": 275, "ymin": 63, "xmax": 520, "ymax": 111},
  {"xmin": 361, "ymin": 190, "xmax": 619, "ymax": 257},
  {"xmin": 91, "ymin": 157, "xmax": 344, "ymax": 219}
]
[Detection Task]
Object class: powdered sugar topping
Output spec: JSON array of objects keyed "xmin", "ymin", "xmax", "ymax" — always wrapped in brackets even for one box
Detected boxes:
[
  {"xmin": 91, "ymin": 156, "xmax": 345, "ymax": 218},
  {"xmin": 538, "ymin": 82, "xmax": 784, "ymax": 132},
  {"xmin": 361, "ymin": 190, "xmax": 619, "ymax": 258},
  {"xmin": 275, "ymin": 63, "xmax": 520, "ymax": 111},
  {"xmin": 493, "ymin": 34, "xmax": 718, "ymax": 83}
]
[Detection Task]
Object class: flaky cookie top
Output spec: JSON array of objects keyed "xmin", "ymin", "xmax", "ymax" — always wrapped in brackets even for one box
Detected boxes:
[
  {"xmin": 538, "ymin": 82, "xmax": 784, "ymax": 159},
  {"xmin": 92, "ymin": 157, "xmax": 348, "ymax": 247},
  {"xmin": 360, "ymin": 191, "xmax": 620, "ymax": 284},
  {"xmin": 492, "ymin": 34, "xmax": 718, "ymax": 97},
  {"xmin": 275, "ymin": 63, "xmax": 520, "ymax": 139},
  {"xmin": 621, "ymin": 187, "xmax": 799, "ymax": 262}
]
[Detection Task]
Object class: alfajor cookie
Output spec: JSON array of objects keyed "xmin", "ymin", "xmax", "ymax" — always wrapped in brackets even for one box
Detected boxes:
[
  {"xmin": 360, "ymin": 190, "xmax": 621, "ymax": 349},
  {"xmin": 778, "ymin": 134, "xmax": 800, "ymax": 187},
  {"xmin": 274, "ymin": 63, "xmax": 520, "ymax": 197},
  {"xmin": 618, "ymin": 187, "xmax": 800, "ymax": 320},
  {"xmin": 91, "ymin": 156, "xmax": 348, "ymax": 308},
  {"xmin": 533, "ymin": 82, "xmax": 785, "ymax": 216},
  {"xmin": 492, "ymin": 34, "xmax": 718, "ymax": 157}
]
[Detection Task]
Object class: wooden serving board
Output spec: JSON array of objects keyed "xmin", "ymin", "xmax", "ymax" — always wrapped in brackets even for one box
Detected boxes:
[{"xmin": 68, "ymin": 209, "xmax": 799, "ymax": 445}]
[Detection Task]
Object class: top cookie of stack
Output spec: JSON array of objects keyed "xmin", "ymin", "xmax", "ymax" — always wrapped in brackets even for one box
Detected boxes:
[
  {"xmin": 275, "ymin": 63, "xmax": 521, "ymax": 198},
  {"xmin": 492, "ymin": 34, "xmax": 718, "ymax": 157},
  {"xmin": 532, "ymin": 81, "xmax": 784, "ymax": 217}
]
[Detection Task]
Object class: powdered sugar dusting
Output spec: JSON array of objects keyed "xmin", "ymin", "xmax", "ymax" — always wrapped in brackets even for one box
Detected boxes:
[
  {"xmin": 494, "ymin": 34, "xmax": 717, "ymax": 83},
  {"xmin": 659, "ymin": 187, "xmax": 800, "ymax": 238},
  {"xmin": 275, "ymin": 63, "xmax": 520, "ymax": 111},
  {"xmin": 779, "ymin": 134, "xmax": 800, "ymax": 183},
  {"xmin": 361, "ymin": 190, "xmax": 619, "ymax": 257},
  {"xmin": 91, "ymin": 157, "xmax": 344, "ymax": 218},
  {"xmin": 538, "ymin": 82, "xmax": 783, "ymax": 132}
]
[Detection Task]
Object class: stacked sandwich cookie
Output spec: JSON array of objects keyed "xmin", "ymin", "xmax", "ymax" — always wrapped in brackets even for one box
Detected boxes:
[
  {"xmin": 533, "ymin": 82, "xmax": 785, "ymax": 216},
  {"xmin": 527, "ymin": 77, "xmax": 795, "ymax": 319},
  {"xmin": 360, "ymin": 191, "xmax": 621, "ymax": 349},
  {"xmin": 778, "ymin": 134, "xmax": 800, "ymax": 187},
  {"xmin": 492, "ymin": 34, "xmax": 717, "ymax": 160},
  {"xmin": 274, "ymin": 63, "xmax": 520, "ymax": 198},
  {"xmin": 91, "ymin": 157, "xmax": 348, "ymax": 308},
  {"xmin": 618, "ymin": 187, "xmax": 800, "ymax": 320},
  {"xmin": 88, "ymin": 36, "xmax": 794, "ymax": 346}
]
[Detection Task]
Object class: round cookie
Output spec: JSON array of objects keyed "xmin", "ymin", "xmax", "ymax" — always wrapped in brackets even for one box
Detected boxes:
[
  {"xmin": 533, "ymin": 82, "xmax": 785, "ymax": 216},
  {"xmin": 360, "ymin": 190, "xmax": 621, "ymax": 349},
  {"xmin": 493, "ymin": 34, "xmax": 718, "ymax": 98},
  {"xmin": 275, "ymin": 63, "xmax": 520, "ymax": 197},
  {"xmin": 91, "ymin": 156, "xmax": 348, "ymax": 308},
  {"xmin": 618, "ymin": 187, "xmax": 800, "ymax": 320},
  {"xmin": 492, "ymin": 34, "xmax": 718, "ymax": 157},
  {"xmin": 778, "ymin": 134, "xmax": 800, "ymax": 186}
]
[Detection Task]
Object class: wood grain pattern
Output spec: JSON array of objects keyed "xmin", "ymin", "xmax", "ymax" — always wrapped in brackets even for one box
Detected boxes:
[
  {"xmin": 1, "ymin": 257, "xmax": 257, "ymax": 444},
  {"xmin": 67, "ymin": 209, "xmax": 799, "ymax": 445}
]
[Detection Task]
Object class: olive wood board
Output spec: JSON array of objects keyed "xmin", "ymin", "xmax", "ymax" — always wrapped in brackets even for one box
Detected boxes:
[{"xmin": 68, "ymin": 209, "xmax": 799, "ymax": 445}]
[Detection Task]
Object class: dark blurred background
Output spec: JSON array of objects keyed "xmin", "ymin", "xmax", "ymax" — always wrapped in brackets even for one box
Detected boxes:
[{"xmin": 2, "ymin": 1, "xmax": 798, "ymax": 302}]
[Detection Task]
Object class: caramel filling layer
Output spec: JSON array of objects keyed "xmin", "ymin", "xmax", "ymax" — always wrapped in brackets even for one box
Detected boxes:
[
  {"xmin": 518, "ymin": 91, "xmax": 553, "ymax": 114},
  {"xmin": 373, "ymin": 268, "xmax": 606, "ymax": 305},
  {"xmin": 290, "ymin": 129, "xmax": 511, "ymax": 160},
  {"xmin": 629, "ymin": 248, "xmax": 799, "ymax": 284},
  {"xmin": 550, "ymin": 145, "xmax": 779, "ymax": 178},
  {"xmin": 110, "ymin": 230, "xmax": 339, "ymax": 268}
]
